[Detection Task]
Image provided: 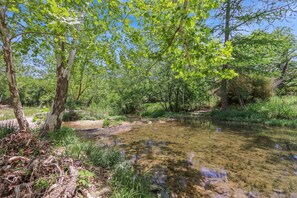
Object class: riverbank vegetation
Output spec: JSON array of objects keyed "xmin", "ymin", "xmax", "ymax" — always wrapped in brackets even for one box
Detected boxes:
[
  {"xmin": 1, "ymin": 0, "xmax": 297, "ymax": 197},
  {"xmin": 0, "ymin": 125, "xmax": 154, "ymax": 197},
  {"xmin": 211, "ymin": 96, "xmax": 297, "ymax": 127}
]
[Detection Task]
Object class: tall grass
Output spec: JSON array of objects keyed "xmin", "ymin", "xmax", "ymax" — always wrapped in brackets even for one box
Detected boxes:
[
  {"xmin": 211, "ymin": 96, "xmax": 297, "ymax": 127},
  {"xmin": 0, "ymin": 121, "xmax": 18, "ymax": 139},
  {"xmin": 49, "ymin": 128, "xmax": 154, "ymax": 197}
]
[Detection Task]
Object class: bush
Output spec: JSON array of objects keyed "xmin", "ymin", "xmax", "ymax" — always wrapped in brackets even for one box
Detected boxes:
[
  {"xmin": 62, "ymin": 111, "xmax": 81, "ymax": 122},
  {"xmin": 228, "ymin": 75, "xmax": 274, "ymax": 106}
]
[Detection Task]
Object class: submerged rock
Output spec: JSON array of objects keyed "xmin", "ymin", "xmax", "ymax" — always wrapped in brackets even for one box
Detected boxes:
[{"xmin": 201, "ymin": 167, "xmax": 227, "ymax": 181}]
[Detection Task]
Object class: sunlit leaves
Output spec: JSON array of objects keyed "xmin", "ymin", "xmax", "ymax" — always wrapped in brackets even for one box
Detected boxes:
[
  {"xmin": 231, "ymin": 28, "xmax": 296, "ymax": 76},
  {"xmin": 125, "ymin": 0, "xmax": 233, "ymax": 80}
]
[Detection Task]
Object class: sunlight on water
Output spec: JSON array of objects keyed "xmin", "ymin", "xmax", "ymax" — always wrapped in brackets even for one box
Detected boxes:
[{"xmin": 114, "ymin": 118, "xmax": 297, "ymax": 197}]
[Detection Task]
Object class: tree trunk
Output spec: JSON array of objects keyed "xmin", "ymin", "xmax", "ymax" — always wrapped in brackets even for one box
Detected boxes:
[
  {"xmin": 75, "ymin": 57, "xmax": 88, "ymax": 101},
  {"xmin": 221, "ymin": 71, "xmax": 228, "ymax": 111},
  {"xmin": 43, "ymin": 42, "xmax": 76, "ymax": 132},
  {"xmin": 221, "ymin": 0, "xmax": 231, "ymax": 111},
  {"xmin": 0, "ymin": 8, "xmax": 29, "ymax": 132},
  {"xmin": 43, "ymin": 13, "xmax": 83, "ymax": 133},
  {"xmin": 168, "ymin": 87, "xmax": 173, "ymax": 112},
  {"xmin": 175, "ymin": 87, "xmax": 180, "ymax": 112}
]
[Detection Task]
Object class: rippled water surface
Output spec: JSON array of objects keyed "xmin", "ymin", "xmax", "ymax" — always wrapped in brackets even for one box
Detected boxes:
[{"xmin": 113, "ymin": 118, "xmax": 297, "ymax": 197}]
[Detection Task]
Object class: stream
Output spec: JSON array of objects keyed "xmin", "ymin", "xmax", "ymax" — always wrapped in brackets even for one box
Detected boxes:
[{"xmin": 67, "ymin": 118, "xmax": 297, "ymax": 197}]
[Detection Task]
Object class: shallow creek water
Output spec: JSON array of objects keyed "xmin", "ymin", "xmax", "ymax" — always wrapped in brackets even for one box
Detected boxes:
[{"xmin": 73, "ymin": 118, "xmax": 297, "ymax": 197}]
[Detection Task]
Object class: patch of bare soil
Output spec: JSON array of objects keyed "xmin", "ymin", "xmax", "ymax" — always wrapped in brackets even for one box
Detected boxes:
[{"xmin": 0, "ymin": 132, "xmax": 110, "ymax": 198}]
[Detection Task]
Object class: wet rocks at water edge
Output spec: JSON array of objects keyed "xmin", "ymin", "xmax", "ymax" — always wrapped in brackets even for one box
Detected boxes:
[
  {"xmin": 199, "ymin": 167, "xmax": 230, "ymax": 197},
  {"xmin": 201, "ymin": 167, "xmax": 228, "ymax": 181},
  {"xmin": 150, "ymin": 170, "xmax": 172, "ymax": 198}
]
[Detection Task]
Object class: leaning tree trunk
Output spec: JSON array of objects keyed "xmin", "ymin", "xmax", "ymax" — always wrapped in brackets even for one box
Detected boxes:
[
  {"xmin": 0, "ymin": 8, "xmax": 29, "ymax": 132},
  {"xmin": 221, "ymin": 0, "xmax": 231, "ymax": 111},
  {"xmin": 43, "ymin": 42, "xmax": 76, "ymax": 132}
]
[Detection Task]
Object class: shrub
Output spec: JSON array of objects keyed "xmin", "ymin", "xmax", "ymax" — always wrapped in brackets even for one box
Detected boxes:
[
  {"xmin": 228, "ymin": 75, "xmax": 274, "ymax": 106},
  {"xmin": 62, "ymin": 111, "xmax": 81, "ymax": 122}
]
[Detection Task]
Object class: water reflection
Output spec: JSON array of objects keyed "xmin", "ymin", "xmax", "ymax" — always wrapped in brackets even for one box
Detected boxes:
[{"xmin": 113, "ymin": 118, "xmax": 297, "ymax": 197}]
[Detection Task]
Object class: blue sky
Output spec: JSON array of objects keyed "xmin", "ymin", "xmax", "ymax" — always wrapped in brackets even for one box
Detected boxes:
[{"xmin": 206, "ymin": 0, "xmax": 297, "ymax": 38}]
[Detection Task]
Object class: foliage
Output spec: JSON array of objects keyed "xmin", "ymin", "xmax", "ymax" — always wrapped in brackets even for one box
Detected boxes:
[
  {"xmin": 34, "ymin": 178, "xmax": 49, "ymax": 190},
  {"xmin": 231, "ymin": 29, "xmax": 297, "ymax": 76},
  {"xmin": 49, "ymin": 127, "xmax": 154, "ymax": 197},
  {"xmin": 227, "ymin": 75, "xmax": 274, "ymax": 106},
  {"xmin": 62, "ymin": 111, "xmax": 81, "ymax": 122},
  {"xmin": 78, "ymin": 170, "xmax": 95, "ymax": 188},
  {"xmin": 140, "ymin": 103, "xmax": 167, "ymax": 118},
  {"xmin": 86, "ymin": 145, "xmax": 121, "ymax": 169},
  {"xmin": 110, "ymin": 161, "xmax": 153, "ymax": 198},
  {"xmin": 211, "ymin": 96, "xmax": 297, "ymax": 127},
  {"xmin": 103, "ymin": 119, "xmax": 110, "ymax": 128},
  {"xmin": 129, "ymin": 0, "xmax": 234, "ymax": 80}
]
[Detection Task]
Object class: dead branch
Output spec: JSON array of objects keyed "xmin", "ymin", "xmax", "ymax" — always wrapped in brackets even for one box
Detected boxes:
[{"xmin": 8, "ymin": 156, "xmax": 30, "ymax": 163}]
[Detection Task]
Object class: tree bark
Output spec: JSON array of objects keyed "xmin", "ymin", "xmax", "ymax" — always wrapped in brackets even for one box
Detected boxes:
[
  {"xmin": 43, "ymin": 13, "xmax": 84, "ymax": 133},
  {"xmin": 221, "ymin": 0, "xmax": 231, "ymax": 111},
  {"xmin": 175, "ymin": 87, "xmax": 180, "ymax": 112},
  {"xmin": 43, "ymin": 42, "xmax": 76, "ymax": 132},
  {"xmin": 0, "ymin": 7, "xmax": 29, "ymax": 132}
]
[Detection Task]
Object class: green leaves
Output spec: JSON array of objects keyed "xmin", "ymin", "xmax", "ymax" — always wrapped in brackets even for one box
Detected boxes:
[
  {"xmin": 125, "ymin": 0, "xmax": 234, "ymax": 80},
  {"xmin": 231, "ymin": 28, "xmax": 296, "ymax": 76}
]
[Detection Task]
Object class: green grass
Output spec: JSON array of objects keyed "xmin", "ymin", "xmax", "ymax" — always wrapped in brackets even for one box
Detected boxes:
[
  {"xmin": 211, "ymin": 96, "xmax": 297, "ymax": 127},
  {"xmin": 0, "ymin": 107, "xmax": 42, "ymax": 120},
  {"xmin": 49, "ymin": 127, "xmax": 154, "ymax": 197},
  {"xmin": 0, "ymin": 121, "xmax": 18, "ymax": 139},
  {"xmin": 140, "ymin": 103, "xmax": 188, "ymax": 118}
]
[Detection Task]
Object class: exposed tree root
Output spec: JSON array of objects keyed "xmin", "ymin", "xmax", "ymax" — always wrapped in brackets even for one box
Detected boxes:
[{"xmin": 0, "ymin": 132, "xmax": 110, "ymax": 198}]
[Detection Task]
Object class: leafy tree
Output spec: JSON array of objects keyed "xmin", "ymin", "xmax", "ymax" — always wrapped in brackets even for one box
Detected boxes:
[
  {"xmin": 0, "ymin": 4, "xmax": 30, "ymax": 131},
  {"xmin": 211, "ymin": 0, "xmax": 297, "ymax": 110},
  {"xmin": 128, "ymin": 0, "xmax": 234, "ymax": 80},
  {"xmin": 229, "ymin": 28, "xmax": 297, "ymax": 99}
]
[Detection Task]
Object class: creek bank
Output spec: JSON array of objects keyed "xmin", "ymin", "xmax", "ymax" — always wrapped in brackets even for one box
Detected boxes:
[
  {"xmin": 210, "ymin": 96, "xmax": 297, "ymax": 128},
  {"xmin": 63, "ymin": 118, "xmax": 176, "ymax": 140}
]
